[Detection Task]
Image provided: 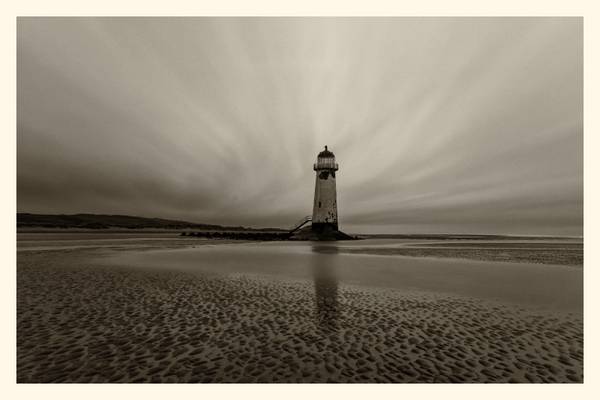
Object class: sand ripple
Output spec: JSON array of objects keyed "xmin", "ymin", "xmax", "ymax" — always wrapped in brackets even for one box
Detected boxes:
[{"xmin": 17, "ymin": 250, "xmax": 583, "ymax": 383}]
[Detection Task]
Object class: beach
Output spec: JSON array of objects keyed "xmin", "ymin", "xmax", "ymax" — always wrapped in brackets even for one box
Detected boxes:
[{"xmin": 17, "ymin": 233, "xmax": 583, "ymax": 383}]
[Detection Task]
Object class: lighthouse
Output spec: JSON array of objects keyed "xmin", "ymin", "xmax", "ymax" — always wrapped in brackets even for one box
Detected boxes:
[
  {"xmin": 312, "ymin": 146, "xmax": 339, "ymax": 233},
  {"xmin": 288, "ymin": 145, "xmax": 352, "ymax": 240}
]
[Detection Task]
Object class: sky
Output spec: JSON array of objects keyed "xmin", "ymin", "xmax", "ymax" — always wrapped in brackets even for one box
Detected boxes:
[{"xmin": 17, "ymin": 17, "xmax": 583, "ymax": 235}]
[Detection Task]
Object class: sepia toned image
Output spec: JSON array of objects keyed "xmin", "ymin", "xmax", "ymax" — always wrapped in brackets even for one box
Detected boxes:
[{"xmin": 16, "ymin": 17, "xmax": 583, "ymax": 383}]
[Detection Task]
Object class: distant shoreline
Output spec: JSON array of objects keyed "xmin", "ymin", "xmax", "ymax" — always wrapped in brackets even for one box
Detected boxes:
[
  {"xmin": 16, "ymin": 227, "xmax": 285, "ymax": 234},
  {"xmin": 16, "ymin": 212, "xmax": 285, "ymax": 232}
]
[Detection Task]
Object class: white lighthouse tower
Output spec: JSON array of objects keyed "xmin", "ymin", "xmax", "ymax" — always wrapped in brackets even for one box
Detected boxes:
[{"xmin": 312, "ymin": 146, "xmax": 339, "ymax": 233}]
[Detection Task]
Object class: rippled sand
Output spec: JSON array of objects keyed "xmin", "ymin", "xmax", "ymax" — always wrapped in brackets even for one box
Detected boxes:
[{"xmin": 17, "ymin": 246, "xmax": 583, "ymax": 383}]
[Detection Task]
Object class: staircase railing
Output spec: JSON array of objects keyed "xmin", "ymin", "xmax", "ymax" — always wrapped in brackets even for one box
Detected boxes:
[{"xmin": 289, "ymin": 215, "xmax": 312, "ymax": 233}]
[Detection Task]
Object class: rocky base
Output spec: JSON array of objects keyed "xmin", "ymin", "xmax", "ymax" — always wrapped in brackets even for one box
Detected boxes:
[{"xmin": 289, "ymin": 226, "xmax": 357, "ymax": 241}]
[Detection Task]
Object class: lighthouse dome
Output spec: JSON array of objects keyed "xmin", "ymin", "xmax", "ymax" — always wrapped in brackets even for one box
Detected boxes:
[
  {"xmin": 314, "ymin": 146, "xmax": 339, "ymax": 171},
  {"xmin": 318, "ymin": 145, "xmax": 335, "ymax": 158}
]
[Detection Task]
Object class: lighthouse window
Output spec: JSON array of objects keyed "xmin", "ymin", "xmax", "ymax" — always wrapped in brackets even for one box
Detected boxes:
[{"xmin": 318, "ymin": 201, "xmax": 321, "ymax": 208}]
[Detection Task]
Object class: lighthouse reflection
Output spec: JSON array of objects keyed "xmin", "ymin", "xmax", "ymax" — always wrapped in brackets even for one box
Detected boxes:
[{"xmin": 310, "ymin": 244, "xmax": 340, "ymax": 332}]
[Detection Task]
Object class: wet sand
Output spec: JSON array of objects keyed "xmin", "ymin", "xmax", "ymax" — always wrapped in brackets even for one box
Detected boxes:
[
  {"xmin": 342, "ymin": 242, "xmax": 583, "ymax": 266},
  {"xmin": 17, "ymin": 235, "xmax": 583, "ymax": 383}
]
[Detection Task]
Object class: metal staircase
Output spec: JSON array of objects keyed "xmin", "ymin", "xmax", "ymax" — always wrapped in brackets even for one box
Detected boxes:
[{"xmin": 289, "ymin": 215, "xmax": 312, "ymax": 233}]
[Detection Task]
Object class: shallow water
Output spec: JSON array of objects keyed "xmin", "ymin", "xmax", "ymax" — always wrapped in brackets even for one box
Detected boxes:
[{"xmin": 102, "ymin": 239, "xmax": 583, "ymax": 312}]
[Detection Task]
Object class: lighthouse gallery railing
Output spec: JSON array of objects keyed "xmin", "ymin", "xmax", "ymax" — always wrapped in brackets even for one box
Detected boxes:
[{"xmin": 313, "ymin": 162, "xmax": 339, "ymax": 170}]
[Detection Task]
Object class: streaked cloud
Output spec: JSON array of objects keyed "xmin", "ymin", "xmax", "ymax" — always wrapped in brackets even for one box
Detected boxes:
[{"xmin": 17, "ymin": 17, "xmax": 582, "ymax": 234}]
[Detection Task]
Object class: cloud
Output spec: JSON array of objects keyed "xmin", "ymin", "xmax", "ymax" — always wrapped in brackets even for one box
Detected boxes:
[{"xmin": 17, "ymin": 17, "xmax": 583, "ymax": 234}]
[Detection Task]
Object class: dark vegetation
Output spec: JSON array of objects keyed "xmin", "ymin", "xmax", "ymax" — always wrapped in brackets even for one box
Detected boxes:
[
  {"xmin": 17, "ymin": 213, "xmax": 283, "ymax": 231},
  {"xmin": 17, "ymin": 213, "xmax": 357, "ymax": 241}
]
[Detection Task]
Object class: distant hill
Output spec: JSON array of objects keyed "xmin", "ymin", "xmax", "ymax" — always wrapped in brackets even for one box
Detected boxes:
[{"xmin": 17, "ymin": 213, "xmax": 283, "ymax": 231}]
